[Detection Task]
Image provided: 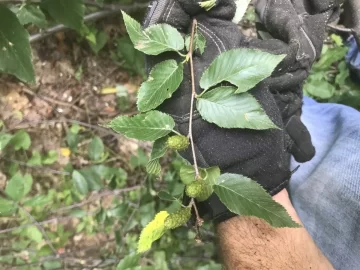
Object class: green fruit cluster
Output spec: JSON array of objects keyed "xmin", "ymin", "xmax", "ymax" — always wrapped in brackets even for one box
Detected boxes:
[
  {"xmin": 164, "ymin": 207, "xmax": 191, "ymax": 230},
  {"xmin": 185, "ymin": 180, "xmax": 211, "ymax": 202},
  {"xmin": 167, "ymin": 135, "xmax": 190, "ymax": 151}
]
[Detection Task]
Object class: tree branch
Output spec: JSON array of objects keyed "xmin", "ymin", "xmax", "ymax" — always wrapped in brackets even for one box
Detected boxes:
[
  {"xmin": 29, "ymin": 10, "xmax": 117, "ymax": 43},
  {"xmin": 187, "ymin": 19, "xmax": 200, "ymax": 179}
]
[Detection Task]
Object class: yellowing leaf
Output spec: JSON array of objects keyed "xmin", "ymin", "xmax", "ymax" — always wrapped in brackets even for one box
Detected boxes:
[
  {"xmin": 137, "ymin": 211, "xmax": 169, "ymax": 253},
  {"xmin": 60, "ymin": 147, "xmax": 71, "ymax": 157}
]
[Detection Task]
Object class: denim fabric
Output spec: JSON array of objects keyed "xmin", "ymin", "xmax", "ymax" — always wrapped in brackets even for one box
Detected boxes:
[{"xmin": 289, "ymin": 97, "xmax": 360, "ymax": 270}]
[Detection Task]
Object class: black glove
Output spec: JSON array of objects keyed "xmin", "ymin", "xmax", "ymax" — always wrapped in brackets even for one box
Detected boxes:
[
  {"xmin": 143, "ymin": 0, "xmax": 322, "ymax": 223},
  {"xmin": 255, "ymin": 0, "xmax": 344, "ymax": 161}
]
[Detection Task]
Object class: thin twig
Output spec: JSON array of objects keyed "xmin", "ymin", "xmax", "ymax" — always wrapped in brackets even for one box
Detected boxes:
[
  {"xmin": 22, "ymin": 87, "xmax": 92, "ymax": 115},
  {"xmin": 29, "ymin": 10, "xmax": 117, "ymax": 43},
  {"xmin": 9, "ymin": 119, "xmax": 121, "ymax": 138},
  {"xmin": 51, "ymin": 186, "xmax": 141, "ymax": 213},
  {"xmin": 187, "ymin": 19, "xmax": 200, "ymax": 179},
  {"xmin": 17, "ymin": 204, "xmax": 58, "ymax": 256},
  {"xmin": 0, "ymin": 189, "xmax": 59, "ymax": 256}
]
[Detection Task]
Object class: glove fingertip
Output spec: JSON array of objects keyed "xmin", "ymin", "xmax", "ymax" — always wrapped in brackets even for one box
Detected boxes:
[{"xmin": 286, "ymin": 115, "xmax": 316, "ymax": 163}]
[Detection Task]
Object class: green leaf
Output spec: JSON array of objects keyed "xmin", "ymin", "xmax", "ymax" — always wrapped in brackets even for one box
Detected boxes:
[
  {"xmin": 5, "ymin": 172, "xmax": 26, "ymax": 201},
  {"xmin": 88, "ymin": 136, "xmax": 104, "ymax": 161},
  {"xmin": 24, "ymin": 225, "xmax": 43, "ymax": 243},
  {"xmin": 0, "ymin": 4, "xmax": 35, "ymax": 83},
  {"xmin": 146, "ymin": 136, "xmax": 168, "ymax": 175},
  {"xmin": 204, "ymin": 166, "xmax": 221, "ymax": 186},
  {"xmin": 108, "ymin": 111, "xmax": 175, "ymax": 141},
  {"xmin": 179, "ymin": 165, "xmax": 198, "ymax": 185},
  {"xmin": 42, "ymin": 150, "xmax": 58, "ymax": 165},
  {"xmin": 0, "ymin": 198, "xmax": 16, "ymax": 216},
  {"xmin": 17, "ymin": 5, "xmax": 47, "ymax": 28},
  {"xmin": 72, "ymin": 170, "xmax": 89, "ymax": 195},
  {"xmin": 79, "ymin": 167, "xmax": 103, "ymax": 191},
  {"xmin": 122, "ymin": 11, "xmax": 184, "ymax": 55},
  {"xmin": 88, "ymin": 30, "xmax": 108, "ymax": 54},
  {"xmin": 150, "ymin": 137, "xmax": 168, "ymax": 160},
  {"xmin": 153, "ymin": 251, "xmax": 168, "ymax": 270},
  {"xmin": 314, "ymin": 46, "xmax": 348, "ymax": 71},
  {"xmin": 41, "ymin": 0, "xmax": 85, "ymax": 31},
  {"xmin": 137, "ymin": 60, "xmax": 183, "ymax": 112},
  {"xmin": 117, "ymin": 253, "xmax": 140, "ymax": 270},
  {"xmin": 22, "ymin": 174, "xmax": 33, "ymax": 197},
  {"xmin": 137, "ymin": 211, "xmax": 169, "ymax": 253},
  {"xmin": 146, "ymin": 159, "xmax": 162, "ymax": 176},
  {"xmin": 0, "ymin": 133, "xmax": 13, "ymax": 151},
  {"xmin": 28, "ymin": 151, "xmax": 42, "ymax": 165},
  {"xmin": 185, "ymin": 31, "xmax": 206, "ymax": 55},
  {"xmin": 200, "ymin": 48, "xmax": 285, "ymax": 93},
  {"xmin": 116, "ymin": 36, "xmax": 145, "ymax": 77},
  {"xmin": 304, "ymin": 76, "xmax": 336, "ymax": 99},
  {"xmin": 213, "ymin": 174, "xmax": 300, "ymax": 228},
  {"xmin": 197, "ymin": 86, "xmax": 276, "ymax": 129},
  {"xmin": 9, "ymin": 130, "xmax": 31, "ymax": 150}
]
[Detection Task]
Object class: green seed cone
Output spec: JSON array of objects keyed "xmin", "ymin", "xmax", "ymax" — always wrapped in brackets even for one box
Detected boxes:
[
  {"xmin": 185, "ymin": 181, "xmax": 211, "ymax": 202},
  {"xmin": 164, "ymin": 207, "xmax": 191, "ymax": 230},
  {"xmin": 167, "ymin": 135, "xmax": 190, "ymax": 151}
]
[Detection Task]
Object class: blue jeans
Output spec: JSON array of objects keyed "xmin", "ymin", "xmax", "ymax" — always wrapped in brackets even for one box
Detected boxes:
[{"xmin": 289, "ymin": 97, "xmax": 360, "ymax": 270}]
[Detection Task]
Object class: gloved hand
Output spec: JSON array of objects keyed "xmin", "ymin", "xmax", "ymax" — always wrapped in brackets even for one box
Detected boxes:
[
  {"xmin": 255, "ymin": 0, "xmax": 343, "ymax": 161},
  {"xmin": 142, "ymin": 0, "xmax": 337, "ymax": 222}
]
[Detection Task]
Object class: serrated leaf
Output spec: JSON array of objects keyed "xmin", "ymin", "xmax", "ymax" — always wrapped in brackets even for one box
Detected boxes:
[
  {"xmin": 150, "ymin": 137, "xmax": 168, "ymax": 160},
  {"xmin": 200, "ymin": 48, "xmax": 285, "ymax": 93},
  {"xmin": 17, "ymin": 5, "xmax": 47, "ymax": 28},
  {"xmin": 137, "ymin": 211, "xmax": 169, "ymax": 253},
  {"xmin": 117, "ymin": 253, "xmax": 140, "ymax": 270},
  {"xmin": 9, "ymin": 130, "xmax": 31, "ymax": 150},
  {"xmin": 197, "ymin": 86, "xmax": 276, "ymax": 129},
  {"xmin": 122, "ymin": 11, "xmax": 184, "ymax": 55},
  {"xmin": 147, "ymin": 137, "xmax": 168, "ymax": 176},
  {"xmin": 0, "ymin": 4, "xmax": 35, "ymax": 83},
  {"xmin": 213, "ymin": 174, "xmax": 300, "ymax": 228},
  {"xmin": 137, "ymin": 60, "xmax": 183, "ymax": 112},
  {"xmin": 41, "ymin": 0, "xmax": 85, "ymax": 31},
  {"xmin": 72, "ymin": 170, "xmax": 89, "ymax": 195},
  {"xmin": 108, "ymin": 111, "xmax": 175, "ymax": 141},
  {"xmin": 146, "ymin": 159, "xmax": 162, "ymax": 176},
  {"xmin": 185, "ymin": 31, "xmax": 206, "ymax": 55},
  {"xmin": 88, "ymin": 136, "xmax": 104, "ymax": 161}
]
